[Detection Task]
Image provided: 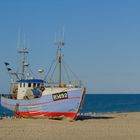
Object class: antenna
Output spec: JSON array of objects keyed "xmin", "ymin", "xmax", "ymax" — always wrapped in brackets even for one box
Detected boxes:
[
  {"xmin": 54, "ymin": 29, "xmax": 65, "ymax": 86},
  {"xmin": 54, "ymin": 32, "xmax": 57, "ymax": 43},
  {"xmin": 17, "ymin": 28, "xmax": 21, "ymax": 50},
  {"xmin": 62, "ymin": 26, "xmax": 65, "ymax": 43},
  {"xmin": 17, "ymin": 29, "xmax": 30, "ymax": 79},
  {"xmin": 18, "ymin": 48, "xmax": 29, "ymax": 79},
  {"xmin": 54, "ymin": 28, "xmax": 65, "ymax": 48}
]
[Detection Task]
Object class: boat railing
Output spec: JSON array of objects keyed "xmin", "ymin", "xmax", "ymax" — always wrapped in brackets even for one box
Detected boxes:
[{"xmin": 45, "ymin": 80, "xmax": 82, "ymax": 88}]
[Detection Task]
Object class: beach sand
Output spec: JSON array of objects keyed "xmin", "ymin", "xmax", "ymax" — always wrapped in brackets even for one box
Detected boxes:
[{"xmin": 0, "ymin": 112, "xmax": 140, "ymax": 140}]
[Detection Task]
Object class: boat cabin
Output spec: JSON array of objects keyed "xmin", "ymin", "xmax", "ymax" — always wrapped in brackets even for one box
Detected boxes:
[{"xmin": 16, "ymin": 79, "xmax": 45, "ymax": 99}]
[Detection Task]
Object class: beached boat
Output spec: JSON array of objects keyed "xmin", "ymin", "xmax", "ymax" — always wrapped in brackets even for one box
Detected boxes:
[{"xmin": 1, "ymin": 40, "xmax": 86, "ymax": 119}]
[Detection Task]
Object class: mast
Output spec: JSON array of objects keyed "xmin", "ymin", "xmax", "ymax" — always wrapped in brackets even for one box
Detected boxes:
[
  {"xmin": 56, "ymin": 40, "xmax": 64, "ymax": 87},
  {"xmin": 18, "ymin": 48, "xmax": 29, "ymax": 79},
  {"xmin": 54, "ymin": 29, "xmax": 65, "ymax": 86},
  {"xmin": 58, "ymin": 47, "xmax": 62, "ymax": 86}
]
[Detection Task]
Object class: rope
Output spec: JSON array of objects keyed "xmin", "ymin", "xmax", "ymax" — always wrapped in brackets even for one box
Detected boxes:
[
  {"xmin": 63, "ymin": 60, "xmax": 80, "ymax": 80},
  {"xmin": 44, "ymin": 58, "xmax": 56, "ymax": 81}
]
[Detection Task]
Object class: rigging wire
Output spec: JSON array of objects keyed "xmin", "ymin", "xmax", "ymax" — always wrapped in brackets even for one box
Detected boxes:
[
  {"xmin": 29, "ymin": 68, "xmax": 38, "ymax": 79},
  {"xmin": 49, "ymin": 61, "xmax": 58, "ymax": 83},
  {"xmin": 63, "ymin": 59, "xmax": 80, "ymax": 80},
  {"xmin": 44, "ymin": 58, "xmax": 57, "ymax": 81},
  {"xmin": 62, "ymin": 61, "xmax": 71, "ymax": 82},
  {"xmin": 44, "ymin": 57, "xmax": 58, "ymax": 83}
]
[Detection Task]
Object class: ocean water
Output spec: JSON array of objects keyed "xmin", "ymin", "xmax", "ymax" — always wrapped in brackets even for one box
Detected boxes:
[
  {"xmin": 1, "ymin": 94, "xmax": 140, "ymax": 117},
  {"xmin": 80, "ymin": 94, "xmax": 140, "ymax": 114}
]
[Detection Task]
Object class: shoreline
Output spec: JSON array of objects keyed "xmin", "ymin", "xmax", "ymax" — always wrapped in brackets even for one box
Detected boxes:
[
  {"xmin": 0, "ymin": 110, "xmax": 138, "ymax": 118},
  {"xmin": 0, "ymin": 112, "xmax": 140, "ymax": 140}
]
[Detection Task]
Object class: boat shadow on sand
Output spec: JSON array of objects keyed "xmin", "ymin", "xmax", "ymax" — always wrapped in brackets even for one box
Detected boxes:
[
  {"xmin": 77, "ymin": 115, "xmax": 114, "ymax": 121},
  {"xmin": 0, "ymin": 115, "xmax": 114, "ymax": 121}
]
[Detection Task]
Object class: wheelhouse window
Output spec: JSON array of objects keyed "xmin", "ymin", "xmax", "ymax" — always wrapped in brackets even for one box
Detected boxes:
[
  {"xmin": 23, "ymin": 83, "xmax": 25, "ymax": 87},
  {"xmin": 20, "ymin": 82, "xmax": 22, "ymax": 87},
  {"xmin": 37, "ymin": 83, "xmax": 40, "ymax": 87},
  {"xmin": 28, "ymin": 83, "xmax": 31, "ymax": 87},
  {"xmin": 33, "ymin": 83, "xmax": 36, "ymax": 88}
]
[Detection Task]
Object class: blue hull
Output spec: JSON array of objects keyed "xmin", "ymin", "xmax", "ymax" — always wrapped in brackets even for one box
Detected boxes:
[{"xmin": 1, "ymin": 88, "xmax": 85, "ymax": 119}]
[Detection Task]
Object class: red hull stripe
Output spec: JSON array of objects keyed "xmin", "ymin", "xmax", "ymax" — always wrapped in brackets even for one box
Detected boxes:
[
  {"xmin": 1, "ymin": 96, "xmax": 80, "ymax": 107},
  {"xmin": 16, "ymin": 111, "xmax": 77, "ymax": 119}
]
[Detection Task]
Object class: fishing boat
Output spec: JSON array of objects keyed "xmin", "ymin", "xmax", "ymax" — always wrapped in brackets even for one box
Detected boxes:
[{"xmin": 1, "ymin": 39, "xmax": 86, "ymax": 120}]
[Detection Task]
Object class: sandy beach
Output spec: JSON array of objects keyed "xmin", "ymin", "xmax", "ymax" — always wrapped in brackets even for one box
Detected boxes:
[{"xmin": 0, "ymin": 112, "xmax": 140, "ymax": 140}]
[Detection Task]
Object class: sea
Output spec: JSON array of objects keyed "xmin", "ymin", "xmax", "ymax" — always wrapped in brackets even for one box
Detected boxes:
[{"xmin": 1, "ymin": 94, "xmax": 140, "ymax": 117}]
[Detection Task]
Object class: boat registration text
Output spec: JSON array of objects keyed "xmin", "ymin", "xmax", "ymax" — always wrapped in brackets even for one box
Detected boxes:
[{"xmin": 52, "ymin": 92, "xmax": 68, "ymax": 101}]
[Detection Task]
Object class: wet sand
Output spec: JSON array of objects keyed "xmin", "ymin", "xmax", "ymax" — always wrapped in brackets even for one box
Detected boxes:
[{"xmin": 0, "ymin": 112, "xmax": 140, "ymax": 140}]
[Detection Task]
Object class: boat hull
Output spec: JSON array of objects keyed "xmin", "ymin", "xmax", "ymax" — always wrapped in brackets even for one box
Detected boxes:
[{"xmin": 1, "ymin": 88, "xmax": 85, "ymax": 119}]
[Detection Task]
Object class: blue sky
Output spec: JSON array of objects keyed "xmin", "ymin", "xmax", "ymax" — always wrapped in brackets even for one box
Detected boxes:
[{"xmin": 0, "ymin": 0, "xmax": 140, "ymax": 94}]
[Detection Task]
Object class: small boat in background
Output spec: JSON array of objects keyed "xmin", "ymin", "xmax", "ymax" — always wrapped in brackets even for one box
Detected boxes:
[{"xmin": 1, "ymin": 39, "xmax": 86, "ymax": 120}]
